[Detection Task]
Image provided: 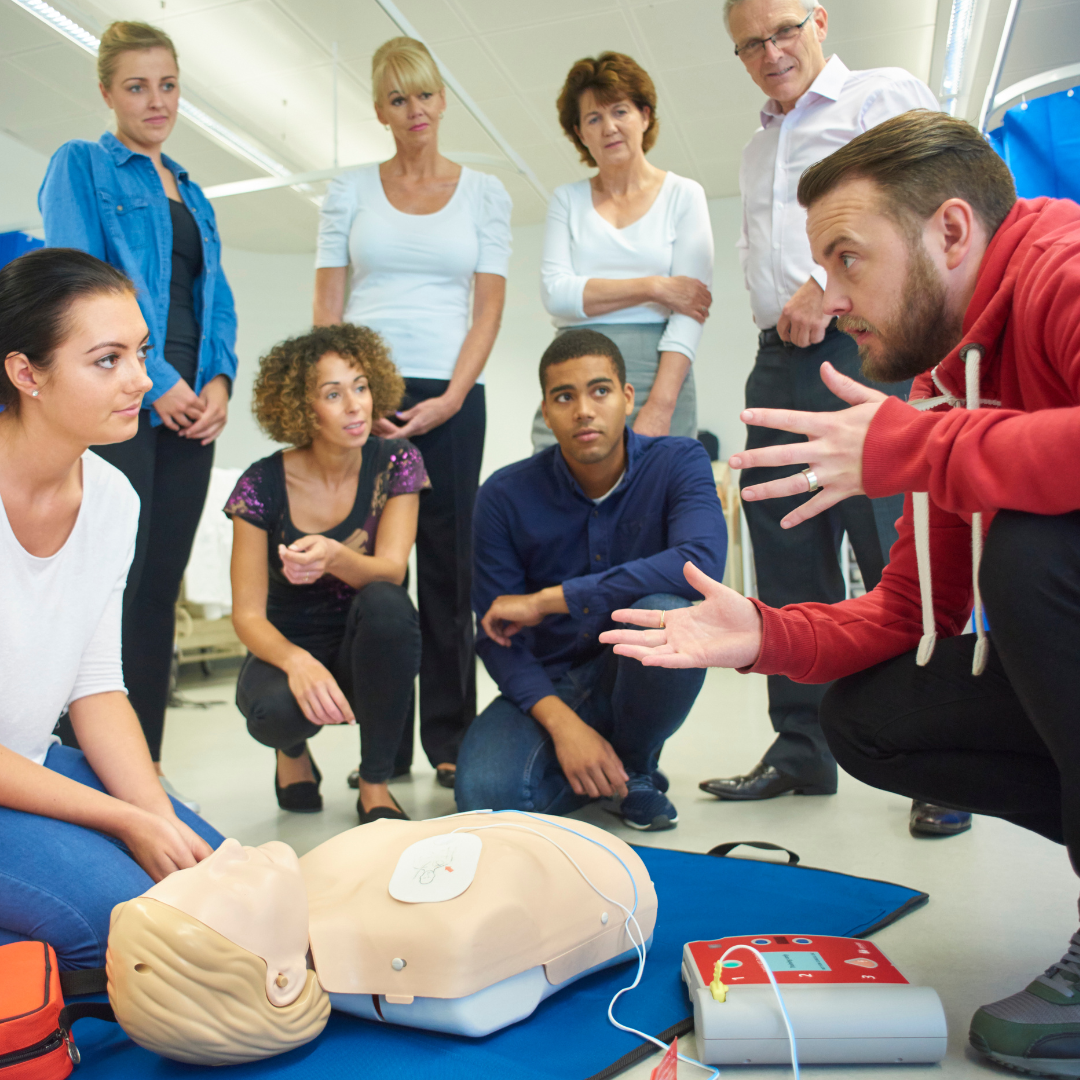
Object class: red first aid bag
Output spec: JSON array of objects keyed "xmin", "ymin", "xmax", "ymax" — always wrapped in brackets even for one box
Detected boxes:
[{"xmin": 0, "ymin": 941, "xmax": 114, "ymax": 1078}]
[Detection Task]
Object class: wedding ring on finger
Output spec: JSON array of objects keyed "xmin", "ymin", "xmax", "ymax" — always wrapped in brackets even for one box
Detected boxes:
[
  {"xmin": 802, "ymin": 468, "xmax": 820, "ymax": 493},
  {"xmin": 659, "ymin": 610, "xmax": 666, "ymax": 629}
]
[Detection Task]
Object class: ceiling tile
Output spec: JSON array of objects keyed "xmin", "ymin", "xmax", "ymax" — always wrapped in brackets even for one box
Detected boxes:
[
  {"xmin": 826, "ymin": 29, "xmax": 937, "ymax": 84},
  {"xmin": 395, "ymin": 0, "xmax": 471, "ymax": 42},
  {"xmin": 432, "ymin": 36, "xmax": 511, "ymax": 100},
  {"xmin": 628, "ymin": 0, "xmax": 730, "ymax": 71},
  {"xmin": 7, "ymin": 43, "xmax": 100, "ymax": 109},
  {"xmin": 451, "ymin": 0, "xmax": 620, "ymax": 34},
  {"xmin": 0, "ymin": 4, "xmax": 69, "ymax": 56},
  {"xmin": 481, "ymin": 11, "xmax": 640, "ymax": 93},
  {"xmin": 0, "ymin": 57, "xmax": 99, "ymax": 131},
  {"xmin": 469, "ymin": 95, "xmax": 550, "ymax": 149},
  {"xmin": 268, "ymin": 0, "xmax": 399, "ymax": 64}
]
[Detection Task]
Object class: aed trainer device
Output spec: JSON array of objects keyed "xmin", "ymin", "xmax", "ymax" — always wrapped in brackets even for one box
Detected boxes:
[{"xmin": 682, "ymin": 934, "xmax": 947, "ymax": 1066}]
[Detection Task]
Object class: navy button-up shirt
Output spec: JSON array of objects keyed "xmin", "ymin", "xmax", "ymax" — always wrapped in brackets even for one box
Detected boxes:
[{"xmin": 473, "ymin": 431, "xmax": 727, "ymax": 713}]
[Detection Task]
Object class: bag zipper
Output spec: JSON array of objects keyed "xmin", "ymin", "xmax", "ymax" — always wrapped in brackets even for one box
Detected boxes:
[{"xmin": 0, "ymin": 1027, "xmax": 64, "ymax": 1069}]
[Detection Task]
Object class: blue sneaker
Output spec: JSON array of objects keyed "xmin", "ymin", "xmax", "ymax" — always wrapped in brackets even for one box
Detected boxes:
[{"xmin": 605, "ymin": 774, "xmax": 679, "ymax": 831}]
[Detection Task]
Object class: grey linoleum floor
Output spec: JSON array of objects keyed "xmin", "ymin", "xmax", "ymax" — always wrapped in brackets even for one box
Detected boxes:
[{"xmin": 163, "ymin": 657, "xmax": 1073, "ymax": 1080}]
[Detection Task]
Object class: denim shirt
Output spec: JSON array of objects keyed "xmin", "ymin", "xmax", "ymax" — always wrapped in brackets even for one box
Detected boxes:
[
  {"xmin": 473, "ymin": 430, "xmax": 727, "ymax": 714},
  {"xmin": 38, "ymin": 132, "xmax": 238, "ymax": 421}
]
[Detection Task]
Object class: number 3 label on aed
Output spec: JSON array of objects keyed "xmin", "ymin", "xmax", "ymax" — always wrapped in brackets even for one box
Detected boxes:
[{"xmin": 389, "ymin": 833, "xmax": 483, "ymax": 903}]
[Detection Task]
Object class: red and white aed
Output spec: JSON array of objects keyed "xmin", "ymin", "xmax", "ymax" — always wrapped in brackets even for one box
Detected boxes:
[{"xmin": 681, "ymin": 934, "xmax": 947, "ymax": 1065}]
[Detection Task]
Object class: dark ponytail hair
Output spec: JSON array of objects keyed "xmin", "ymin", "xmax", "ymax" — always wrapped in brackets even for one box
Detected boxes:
[{"xmin": 0, "ymin": 248, "xmax": 135, "ymax": 413}]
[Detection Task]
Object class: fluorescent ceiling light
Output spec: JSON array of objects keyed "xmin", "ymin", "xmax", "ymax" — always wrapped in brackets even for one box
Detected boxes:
[
  {"xmin": 9, "ymin": 0, "xmax": 293, "ymax": 180},
  {"xmin": 940, "ymin": 0, "xmax": 978, "ymax": 114}
]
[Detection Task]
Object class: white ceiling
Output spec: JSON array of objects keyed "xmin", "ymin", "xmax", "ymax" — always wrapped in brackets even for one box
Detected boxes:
[{"xmin": 0, "ymin": 0, "xmax": 1074, "ymax": 253}]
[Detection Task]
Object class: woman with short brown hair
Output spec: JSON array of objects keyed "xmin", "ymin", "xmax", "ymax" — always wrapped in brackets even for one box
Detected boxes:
[{"xmin": 536, "ymin": 52, "xmax": 714, "ymax": 449}]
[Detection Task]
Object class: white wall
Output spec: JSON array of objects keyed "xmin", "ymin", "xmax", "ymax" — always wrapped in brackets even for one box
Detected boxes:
[{"xmin": 217, "ymin": 194, "xmax": 759, "ymax": 480}]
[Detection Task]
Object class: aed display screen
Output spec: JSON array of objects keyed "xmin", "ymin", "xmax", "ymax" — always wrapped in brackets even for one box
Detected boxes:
[{"xmin": 763, "ymin": 951, "xmax": 831, "ymax": 973}]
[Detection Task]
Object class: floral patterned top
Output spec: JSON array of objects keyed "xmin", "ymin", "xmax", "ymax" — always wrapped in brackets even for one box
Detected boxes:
[{"xmin": 224, "ymin": 438, "xmax": 429, "ymax": 644}]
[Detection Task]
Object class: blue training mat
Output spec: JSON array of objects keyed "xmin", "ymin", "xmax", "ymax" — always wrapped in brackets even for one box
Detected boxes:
[{"xmin": 70, "ymin": 844, "xmax": 927, "ymax": 1080}]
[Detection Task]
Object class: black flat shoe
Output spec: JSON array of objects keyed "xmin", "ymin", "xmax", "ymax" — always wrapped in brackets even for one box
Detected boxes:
[
  {"xmin": 436, "ymin": 766, "xmax": 456, "ymax": 789},
  {"xmin": 910, "ymin": 800, "xmax": 972, "ymax": 837},
  {"xmin": 358, "ymin": 791, "xmax": 410, "ymax": 825},
  {"xmin": 348, "ymin": 764, "xmax": 410, "ymax": 788},
  {"xmin": 275, "ymin": 750, "xmax": 323, "ymax": 813},
  {"xmin": 698, "ymin": 760, "xmax": 836, "ymax": 801}
]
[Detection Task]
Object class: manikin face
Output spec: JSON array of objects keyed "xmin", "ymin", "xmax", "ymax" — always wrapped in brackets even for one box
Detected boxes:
[
  {"xmin": 541, "ymin": 353, "xmax": 634, "ymax": 468},
  {"xmin": 807, "ymin": 177, "xmax": 965, "ymax": 383},
  {"xmin": 7, "ymin": 290, "xmax": 152, "ymax": 445},
  {"xmin": 575, "ymin": 90, "xmax": 652, "ymax": 170},
  {"xmin": 144, "ymin": 839, "xmax": 311, "ymax": 1006},
  {"xmin": 374, "ymin": 80, "xmax": 446, "ymax": 146},
  {"xmin": 100, "ymin": 46, "xmax": 179, "ymax": 151},
  {"xmin": 728, "ymin": 0, "xmax": 829, "ymax": 112},
  {"xmin": 310, "ymin": 351, "xmax": 373, "ymax": 450}
]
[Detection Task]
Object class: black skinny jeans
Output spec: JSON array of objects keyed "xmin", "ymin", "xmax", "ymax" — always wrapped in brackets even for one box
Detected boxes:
[
  {"xmin": 236, "ymin": 581, "xmax": 421, "ymax": 784},
  {"xmin": 92, "ymin": 413, "xmax": 214, "ymax": 762},
  {"xmin": 821, "ymin": 509, "xmax": 1080, "ymax": 873}
]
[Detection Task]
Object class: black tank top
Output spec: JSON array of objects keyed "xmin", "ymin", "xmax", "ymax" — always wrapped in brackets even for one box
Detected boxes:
[{"xmin": 164, "ymin": 198, "xmax": 203, "ymax": 386}]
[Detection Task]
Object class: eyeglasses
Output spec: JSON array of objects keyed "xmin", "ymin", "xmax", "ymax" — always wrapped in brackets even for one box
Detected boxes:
[{"xmin": 734, "ymin": 10, "xmax": 814, "ymax": 60}]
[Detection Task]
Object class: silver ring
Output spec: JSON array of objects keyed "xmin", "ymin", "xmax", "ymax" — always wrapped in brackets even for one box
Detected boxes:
[{"xmin": 802, "ymin": 468, "xmax": 820, "ymax": 493}]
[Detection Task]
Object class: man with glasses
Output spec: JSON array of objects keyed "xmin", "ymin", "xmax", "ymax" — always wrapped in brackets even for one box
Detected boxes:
[{"xmin": 698, "ymin": 0, "xmax": 953, "ymax": 837}]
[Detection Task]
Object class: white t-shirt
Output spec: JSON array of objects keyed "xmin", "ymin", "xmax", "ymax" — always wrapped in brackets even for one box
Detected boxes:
[
  {"xmin": 0, "ymin": 451, "xmax": 138, "ymax": 765},
  {"xmin": 540, "ymin": 172, "xmax": 714, "ymax": 363},
  {"xmin": 738, "ymin": 55, "xmax": 939, "ymax": 329},
  {"xmin": 315, "ymin": 164, "xmax": 513, "ymax": 382}
]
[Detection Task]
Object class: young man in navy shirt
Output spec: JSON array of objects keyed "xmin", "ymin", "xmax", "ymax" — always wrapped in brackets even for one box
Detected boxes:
[{"xmin": 455, "ymin": 329, "xmax": 726, "ymax": 830}]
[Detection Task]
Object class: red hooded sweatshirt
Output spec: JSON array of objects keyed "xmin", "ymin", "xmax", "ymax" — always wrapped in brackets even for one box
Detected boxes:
[{"xmin": 748, "ymin": 197, "xmax": 1080, "ymax": 683}]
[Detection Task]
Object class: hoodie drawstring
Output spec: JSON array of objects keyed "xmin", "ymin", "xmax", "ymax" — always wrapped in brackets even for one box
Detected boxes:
[
  {"xmin": 910, "ymin": 347, "xmax": 989, "ymax": 675},
  {"xmin": 964, "ymin": 345, "xmax": 990, "ymax": 676}
]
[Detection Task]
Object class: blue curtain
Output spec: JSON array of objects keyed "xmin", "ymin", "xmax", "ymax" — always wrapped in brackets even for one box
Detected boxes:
[
  {"xmin": 989, "ymin": 87, "xmax": 1080, "ymax": 201},
  {"xmin": 0, "ymin": 231, "xmax": 44, "ymax": 269}
]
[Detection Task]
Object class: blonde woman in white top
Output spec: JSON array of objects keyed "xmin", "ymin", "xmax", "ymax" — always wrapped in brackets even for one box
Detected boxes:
[
  {"xmin": 537, "ymin": 52, "xmax": 714, "ymax": 450},
  {"xmin": 0, "ymin": 248, "xmax": 221, "ymax": 973},
  {"xmin": 313, "ymin": 37, "xmax": 511, "ymax": 789}
]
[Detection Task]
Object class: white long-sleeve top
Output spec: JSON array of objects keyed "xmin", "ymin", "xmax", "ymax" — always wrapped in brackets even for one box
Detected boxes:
[
  {"xmin": 738, "ymin": 55, "xmax": 939, "ymax": 329},
  {"xmin": 0, "ymin": 451, "xmax": 137, "ymax": 765},
  {"xmin": 315, "ymin": 164, "xmax": 512, "ymax": 382},
  {"xmin": 541, "ymin": 172, "xmax": 714, "ymax": 363}
]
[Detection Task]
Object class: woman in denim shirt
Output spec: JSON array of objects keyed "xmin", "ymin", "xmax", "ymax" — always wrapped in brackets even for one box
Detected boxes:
[{"xmin": 39, "ymin": 21, "xmax": 238, "ymax": 809}]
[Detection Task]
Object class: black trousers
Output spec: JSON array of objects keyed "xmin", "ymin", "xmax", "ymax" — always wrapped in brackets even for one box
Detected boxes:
[
  {"xmin": 821, "ymin": 510, "xmax": 1080, "ymax": 873},
  {"xmin": 91, "ymin": 412, "xmax": 214, "ymax": 762},
  {"xmin": 236, "ymin": 582, "xmax": 421, "ymax": 784},
  {"xmin": 740, "ymin": 327, "xmax": 910, "ymax": 787},
  {"xmin": 400, "ymin": 378, "xmax": 485, "ymax": 768}
]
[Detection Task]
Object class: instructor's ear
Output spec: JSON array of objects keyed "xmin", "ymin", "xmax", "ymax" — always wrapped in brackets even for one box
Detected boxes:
[{"xmin": 935, "ymin": 199, "xmax": 980, "ymax": 271}]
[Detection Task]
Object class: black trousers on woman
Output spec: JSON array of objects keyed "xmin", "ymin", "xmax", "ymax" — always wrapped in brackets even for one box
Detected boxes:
[
  {"xmin": 398, "ymin": 378, "xmax": 486, "ymax": 768},
  {"xmin": 91, "ymin": 412, "xmax": 214, "ymax": 762},
  {"xmin": 820, "ymin": 509, "xmax": 1080, "ymax": 872},
  {"xmin": 237, "ymin": 582, "xmax": 421, "ymax": 784}
]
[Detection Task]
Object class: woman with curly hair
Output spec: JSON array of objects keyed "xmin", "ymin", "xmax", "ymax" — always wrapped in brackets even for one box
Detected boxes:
[
  {"xmin": 225, "ymin": 325, "xmax": 428, "ymax": 822},
  {"xmin": 535, "ymin": 52, "xmax": 714, "ymax": 449}
]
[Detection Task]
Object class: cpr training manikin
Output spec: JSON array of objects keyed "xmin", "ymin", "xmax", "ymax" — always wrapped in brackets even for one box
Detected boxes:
[{"xmin": 105, "ymin": 812, "xmax": 657, "ymax": 1065}]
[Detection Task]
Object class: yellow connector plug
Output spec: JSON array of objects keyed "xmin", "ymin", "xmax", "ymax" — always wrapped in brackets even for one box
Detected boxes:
[{"xmin": 710, "ymin": 960, "xmax": 727, "ymax": 1002}]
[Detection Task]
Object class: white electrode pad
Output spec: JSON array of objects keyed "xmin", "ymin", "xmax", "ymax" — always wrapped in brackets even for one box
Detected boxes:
[{"xmin": 388, "ymin": 833, "xmax": 483, "ymax": 903}]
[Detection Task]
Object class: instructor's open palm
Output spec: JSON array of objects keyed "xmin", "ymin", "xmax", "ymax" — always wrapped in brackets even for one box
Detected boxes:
[{"xmin": 599, "ymin": 562, "xmax": 763, "ymax": 670}]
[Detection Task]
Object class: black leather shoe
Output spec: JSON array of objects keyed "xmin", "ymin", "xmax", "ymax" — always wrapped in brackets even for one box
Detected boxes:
[
  {"xmin": 436, "ymin": 766, "xmax": 456, "ymax": 789},
  {"xmin": 698, "ymin": 760, "xmax": 836, "ymax": 801},
  {"xmin": 348, "ymin": 764, "xmax": 410, "ymax": 789},
  {"xmin": 275, "ymin": 750, "xmax": 323, "ymax": 813},
  {"xmin": 358, "ymin": 791, "xmax": 410, "ymax": 825},
  {"xmin": 910, "ymin": 800, "xmax": 972, "ymax": 837}
]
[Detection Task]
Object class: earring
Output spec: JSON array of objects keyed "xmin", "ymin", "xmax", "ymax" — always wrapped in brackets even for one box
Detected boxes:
[
  {"xmin": 31, "ymin": 390, "xmax": 39, "ymax": 397},
  {"xmin": 439, "ymin": 111, "xmax": 445, "ymax": 119},
  {"xmin": 384, "ymin": 123, "xmax": 390, "ymax": 130}
]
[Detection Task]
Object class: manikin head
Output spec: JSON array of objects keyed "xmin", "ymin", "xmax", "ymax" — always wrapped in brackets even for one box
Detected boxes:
[
  {"xmin": 539, "ymin": 329, "xmax": 634, "ymax": 469},
  {"xmin": 726, "ymin": 0, "xmax": 829, "ymax": 113},
  {"xmin": 799, "ymin": 111, "xmax": 1018, "ymax": 383},
  {"xmin": 106, "ymin": 839, "xmax": 329, "ymax": 1065}
]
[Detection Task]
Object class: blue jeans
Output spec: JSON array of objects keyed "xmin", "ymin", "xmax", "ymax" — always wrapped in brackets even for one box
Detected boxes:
[
  {"xmin": 0, "ymin": 745, "xmax": 224, "ymax": 970},
  {"xmin": 457, "ymin": 594, "xmax": 705, "ymax": 815}
]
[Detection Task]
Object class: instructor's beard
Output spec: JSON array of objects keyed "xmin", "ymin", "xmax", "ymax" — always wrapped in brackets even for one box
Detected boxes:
[{"xmin": 838, "ymin": 243, "xmax": 964, "ymax": 384}]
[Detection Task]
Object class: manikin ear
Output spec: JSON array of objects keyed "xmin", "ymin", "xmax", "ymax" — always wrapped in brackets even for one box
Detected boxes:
[
  {"xmin": 5, "ymin": 352, "xmax": 42, "ymax": 401},
  {"xmin": 934, "ymin": 198, "xmax": 981, "ymax": 271}
]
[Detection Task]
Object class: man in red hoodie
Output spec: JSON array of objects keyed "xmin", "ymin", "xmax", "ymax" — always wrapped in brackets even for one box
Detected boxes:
[{"xmin": 600, "ymin": 109, "xmax": 1080, "ymax": 1076}]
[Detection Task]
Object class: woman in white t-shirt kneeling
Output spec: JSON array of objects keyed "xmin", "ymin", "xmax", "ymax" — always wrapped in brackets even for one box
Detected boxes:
[
  {"xmin": 0, "ymin": 248, "xmax": 222, "ymax": 975},
  {"xmin": 536, "ymin": 52, "xmax": 715, "ymax": 450}
]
